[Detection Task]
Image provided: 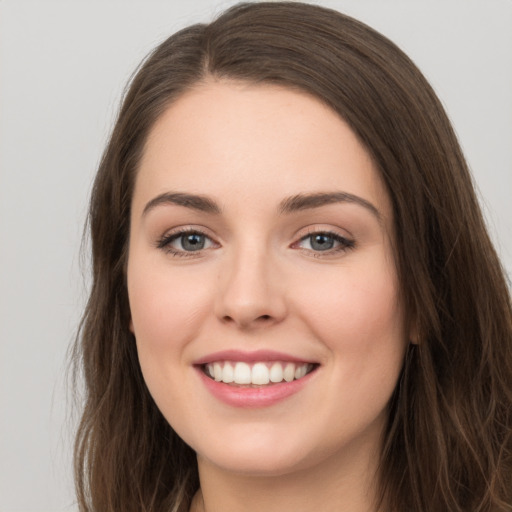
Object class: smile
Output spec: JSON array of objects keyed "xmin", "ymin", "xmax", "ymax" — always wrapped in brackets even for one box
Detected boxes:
[
  {"xmin": 204, "ymin": 361, "xmax": 316, "ymax": 386},
  {"xmin": 194, "ymin": 350, "xmax": 320, "ymax": 407}
]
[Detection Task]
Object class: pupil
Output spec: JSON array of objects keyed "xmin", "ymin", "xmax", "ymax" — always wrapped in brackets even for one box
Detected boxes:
[
  {"xmin": 182, "ymin": 233, "xmax": 205, "ymax": 251},
  {"xmin": 311, "ymin": 234, "xmax": 334, "ymax": 251}
]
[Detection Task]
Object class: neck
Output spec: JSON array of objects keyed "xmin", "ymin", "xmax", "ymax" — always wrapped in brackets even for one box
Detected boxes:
[{"xmin": 191, "ymin": 440, "xmax": 382, "ymax": 512}]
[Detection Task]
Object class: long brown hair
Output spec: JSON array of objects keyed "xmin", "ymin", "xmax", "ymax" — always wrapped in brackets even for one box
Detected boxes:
[{"xmin": 72, "ymin": 2, "xmax": 512, "ymax": 511}]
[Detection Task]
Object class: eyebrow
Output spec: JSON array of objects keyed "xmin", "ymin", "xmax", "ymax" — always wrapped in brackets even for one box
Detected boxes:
[
  {"xmin": 142, "ymin": 192, "xmax": 221, "ymax": 216},
  {"xmin": 141, "ymin": 190, "xmax": 381, "ymax": 221},
  {"xmin": 279, "ymin": 192, "xmax": 382, "ymax": 221}
]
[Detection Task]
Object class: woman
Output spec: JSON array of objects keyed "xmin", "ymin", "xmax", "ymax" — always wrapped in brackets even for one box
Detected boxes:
[{"xmin": 72, "ymin": 2, "xmax": 512, "ymax": 511}]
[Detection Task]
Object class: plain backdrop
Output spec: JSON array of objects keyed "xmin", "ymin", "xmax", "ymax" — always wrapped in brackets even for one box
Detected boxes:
[{"xmin": 0, "ymin": 1, "xmax": 511, "ymax": 510}]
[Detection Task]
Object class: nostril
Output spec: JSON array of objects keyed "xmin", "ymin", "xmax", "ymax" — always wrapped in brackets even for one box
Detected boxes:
[{"xmin": 221, "ymin": 313, "xmax": 274, "ymax": 327}]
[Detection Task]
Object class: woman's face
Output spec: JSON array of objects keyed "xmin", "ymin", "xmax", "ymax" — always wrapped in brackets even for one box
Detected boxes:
[{"xmin": 127, "ymin": 80, "xmax": 408, "ymax": 477}]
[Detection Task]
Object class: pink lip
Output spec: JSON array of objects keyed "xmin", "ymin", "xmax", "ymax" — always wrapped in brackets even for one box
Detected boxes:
[
  {"xmin": 194, "ymin": 364, "xmax": 318, "ymax": 409},
  {"xmin": 194, "ymin": 350, "xmax": 319, "ymax": 408},
  {"xmin": 193, "ymin": 349, "xmax": 315, "ymax": 365}
]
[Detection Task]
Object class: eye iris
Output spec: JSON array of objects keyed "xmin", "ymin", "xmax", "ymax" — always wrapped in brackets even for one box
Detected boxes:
[
  {"xmin": 310, "ymin": 234, "xmax": 334, "ymax": 251},
  {"xmin": 181, "ymin": 233, "xmax": 205, "ymax": 251}
]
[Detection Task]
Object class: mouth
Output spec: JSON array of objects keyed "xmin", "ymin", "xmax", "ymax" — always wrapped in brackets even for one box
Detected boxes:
[
  {"xmin": 194, "ymin": 350, "xmax": 320, "ymax": 407},
  {"xmin": 201, "ymin": 360, "xmax": 318, "ymax": 387}
]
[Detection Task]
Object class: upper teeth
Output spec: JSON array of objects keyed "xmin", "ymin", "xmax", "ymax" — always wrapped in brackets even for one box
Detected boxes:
[{"xmin": 205, "ymin": 361, "xmax": 313, "ymax": 385}]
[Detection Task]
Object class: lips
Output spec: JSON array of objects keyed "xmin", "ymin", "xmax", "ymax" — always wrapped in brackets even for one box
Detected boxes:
[{"xmin": 194, "ymin": 350, "xmax": 319, "ymax": 407}]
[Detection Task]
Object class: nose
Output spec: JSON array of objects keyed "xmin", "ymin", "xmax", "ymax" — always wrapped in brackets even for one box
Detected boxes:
[{"xmin": 214, "ymin": 245, "xmax": 287, "ymax": 330}]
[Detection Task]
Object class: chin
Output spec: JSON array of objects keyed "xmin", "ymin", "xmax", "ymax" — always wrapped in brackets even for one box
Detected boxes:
[
  {"xmin": 190, "ymin": 424, "xmax": 330, "ymax": 478},
  {"xmin": 198, "ymin": 447, "xmax": 312, "ymax": 478}
]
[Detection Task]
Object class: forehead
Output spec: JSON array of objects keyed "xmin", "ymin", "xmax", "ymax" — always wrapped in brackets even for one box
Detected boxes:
[{"xmin": 134, "ymin": 80, "xmax": 391, "ymax": 220}]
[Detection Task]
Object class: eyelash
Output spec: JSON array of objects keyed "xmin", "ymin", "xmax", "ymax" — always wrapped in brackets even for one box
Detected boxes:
[
  {"xmin": 156, "ymin": 228, "xmax": 355, "ymax": 258},
  {"xmin": 294, "ymin": 229, "xmax": 355, "ymax": 256},
  {"xmin": 156, "ymin": 229, "xmax": 214, "ymax": 257}
]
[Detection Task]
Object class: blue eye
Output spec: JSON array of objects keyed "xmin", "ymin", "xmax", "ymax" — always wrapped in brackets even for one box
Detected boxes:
[
  {"xmin": 157, "ymin": 230, "xmax": 214, "ymax": 256},
  {"xmin": 180, "ymin": 233, "xmax": 206, "ymax": 251},
  {"xmin": 309, "ymin": 233, "xmax": 335, "ymax": 251},
  {"xmin": 297, "ymin": 232, "xmax": 354, "ymax": 253}
]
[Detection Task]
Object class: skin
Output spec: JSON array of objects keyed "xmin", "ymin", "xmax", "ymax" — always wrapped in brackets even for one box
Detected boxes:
[{"xmin": 127, "ymin": 79, "xmax": 410, "ymax": 512}]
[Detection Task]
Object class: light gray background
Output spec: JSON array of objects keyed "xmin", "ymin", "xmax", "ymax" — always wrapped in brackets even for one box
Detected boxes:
[{"xmin": 1, "ymin": 1, "xmax": 511, "ymax": 510}]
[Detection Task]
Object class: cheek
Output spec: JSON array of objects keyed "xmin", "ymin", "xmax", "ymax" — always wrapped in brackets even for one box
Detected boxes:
[
  {"xmin": 127, "ymin": 257, "xmax": 212, "ymax": 355},
  {"xmin": 297, "ymin": 261, "xmax": 406, "ymax": 429},
  {"xmin": 298, "ymin": 259, "xmax": 404, "ymax": 357},
  {"xmin": 127, "ymin": 257, "xmax": 215, "ymax": 424}
]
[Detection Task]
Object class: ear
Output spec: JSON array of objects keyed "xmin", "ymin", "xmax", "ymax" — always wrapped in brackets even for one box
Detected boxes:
[{"xmin": 408, "ymin": 315, "xmax": 419, "ymax": 345}]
